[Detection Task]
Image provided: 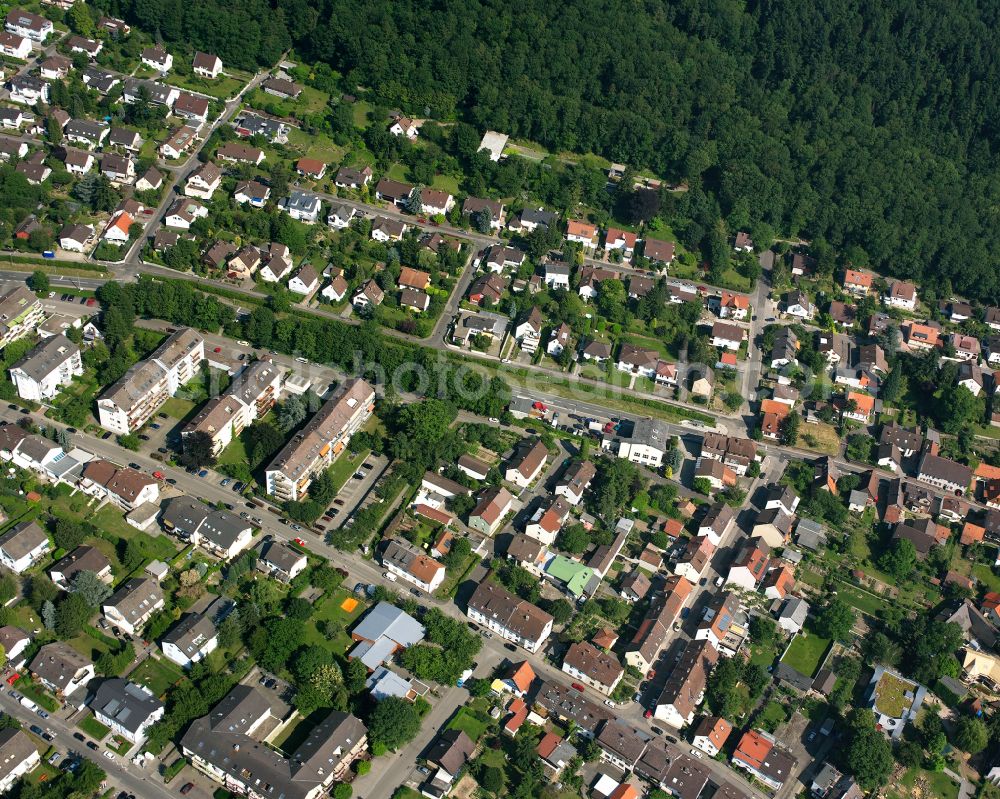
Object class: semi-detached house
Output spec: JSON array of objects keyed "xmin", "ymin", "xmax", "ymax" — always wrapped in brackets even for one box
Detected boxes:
[
  {"xmin": 505, "ymin": 439, "xmax": 548, "ymax": 488},
  {"xmin": 467, "ymin": 580, "xmax": 553, "ymax": 653},
  {"xmin": 561, "ymin": 641, "xmax": 623, "ymax": 695},
  {"xmin": 265, "ymin": 379, "xmax": 375, "ymax": 502},
  {"xmin": 79, "ymin": 459, "xmax": 159, "ymax": 511}
]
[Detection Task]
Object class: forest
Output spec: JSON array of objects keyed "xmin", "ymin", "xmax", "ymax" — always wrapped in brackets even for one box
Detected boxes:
[{"xmin": 91, "ymin": 0, "xmax": 1000, "ymax": 301}]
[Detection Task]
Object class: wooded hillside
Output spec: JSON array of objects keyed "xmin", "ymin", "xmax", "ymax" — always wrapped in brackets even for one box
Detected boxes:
[{"xmin": 101, "ymin": 0, "xmax": 1000, "ymax": 301}]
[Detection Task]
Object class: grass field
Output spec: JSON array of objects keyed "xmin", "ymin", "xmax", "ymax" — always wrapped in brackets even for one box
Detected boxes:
[
  {"xmin": 304, "ymin": 588, "xmax": 367, "ymax": 654},
  {"xmin": 78, "ymin": 714, "xmax": 111, "ymax": 740},
  {"xmin": 129, "ymin": 656, "xmax": 185, "ymax": 697},
  {"xmin": 799, "ymin": 422, "xmax": 841, "ymax": 455},
  {"xmin": 886, "ymin": 767, "xmax": 960, "ymax": 799},
  {"xmin": 446, "ymin": 706, "xmax": 491, "ymax": 742},
  {"xmin": 217, "ymin": 436, "xmax": 249, "ymax": 469},
  {"xmin": 833, "ymin": 580, "xmax": 891, "ymax": 616},
  {"xmin": 160, "ymin": 397, "xmax": 198, "ymax": 421},
  {"xmin": 780, "ymin": 632, "xmax": 831, "ymax": 677},
  {"xmin": 329, "ymin": 448, "xmax": 369, "ymax": 492},
  {"xmin": 758, "ymin": 700, "xmax": 788, "ymax": 732}
]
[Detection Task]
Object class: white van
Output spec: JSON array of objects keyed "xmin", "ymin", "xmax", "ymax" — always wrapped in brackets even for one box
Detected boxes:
[
  {"xmin": 19, "ymin": 697, "xmax": 37, "ymax": 712},
  {"xmin": 383, "ymin": 571, "xmax": 397, "ymax": 582}
]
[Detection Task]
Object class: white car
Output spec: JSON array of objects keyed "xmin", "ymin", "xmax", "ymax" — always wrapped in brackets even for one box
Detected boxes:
[
  {"xmin": 689, "ymin": 748, "xmax": 703, "ymax": 759},
  {"xmin": 603, "ymin": 699, "xmax": 616, "ymax": 708},
  {"xmin": 488, "ymin": 417, "xmax": 499, "ymax": 423},
  {"xmin": 383, "ymin": 571, "xmax": 397, "ymax": 582},
  {"xmin": 103, "ymin": 751, "xmax": 115, "ymax": 761}
]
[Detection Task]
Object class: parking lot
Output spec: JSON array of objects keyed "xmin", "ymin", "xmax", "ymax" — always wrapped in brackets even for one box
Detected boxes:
[{"xmin": 326, "ymin": 454, "xmax": 389, "ymax": 530}]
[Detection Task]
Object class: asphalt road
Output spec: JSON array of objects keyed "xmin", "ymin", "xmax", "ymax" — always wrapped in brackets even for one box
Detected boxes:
[{"xmin": 0, "ymin": 689, "xmax": 188, "ymax": 799}]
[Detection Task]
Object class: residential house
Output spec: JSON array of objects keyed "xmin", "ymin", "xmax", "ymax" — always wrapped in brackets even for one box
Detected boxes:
[
  {"xmin": 778, "ymin": 596, "xmax": 809, "ymax": 634},
  {"xmin": 468, "ymin": 486, "xmax": 513, "ymax": 535},
  {"xmin": 643, "ymin": 238, "xmax": 675, "ymax": 266},
  {"xmin": 141, "ymin": 45, "xmax": 172, "ymax": 71},
  {"xmin": 233, "ymin": 179, "xmax": 270, "ymax": 208},
  {"xmin": 102, "ymin": 578, "xmax": 164, "ymax": 635},
  {"xmin": 695, "ymin": 591, "xmax": 740, "ymax": 649},
  {"xmin": 885, "ymin": 280, "xmax": 918, "ymax": 311},
  {"xmin": 5, "ymin": 10, "xmax": 51, "ymax": 41},
  {"xmin": 90, "ymin": 678, "xmax": 164, "ymax": 744},
  {"xmin": 192, "ymin": 52, "xmax": 222, "ymax": 78},
  {"xmin": 467, "ymin": 580, "xmax": 553, "ymax": 653},
  {"xmin": 547, "ymin": 322, "xmax": 572, "ymax": 356},
  {"xmin": 654, "ymin": 639, "xmax": 720, "ymax": 728},
  {"xmin": 784, "ymin": 290, "xmax": 814, "ymax": 319},
  {"xmin": 389, "ymin": 116, "xmax": 418, "ymax": 138},
  {"xmin": 183, "ymin": 162, "xmax": 221, "ymax": 200},
  {"xmin": 9, "ymin": 334, "xmax": 82, "ymax": 401},
  {"xmin": 566, "ymin": 220, "xmax": 598, "ymax": 249},
  {"xmin": 288, "ymin": 264, "xmax": 319, "ymax": 296},
  {"xmin": 731, "ymin": 730, "xmax": 798, "ymax": 791},
  {"xmin": 280, "ymin": 190, "xmax": 322, "ymax": 223},
  {"xmin": 462, "ymin": 197, "xmax": 504, "ymax": 229},
  {"xmin": 562, "ymin": 641, "xmax": 624, "ymax": 695},
  {"xmin": 726, "ymin": 539, "xmax": 770, "ymax": 590},
  {"xmin": 160, "ymin": 497, "xmax": 254, "ymax": 560},
  {"xmin": 334, "ymin": 165, "xmax": 372, "ymax": 189},
  {"xmin": 0, "ymin": 730, "xmax": 38, "ymax": 792},
  {"xmin": 262, "ymin": 77, "xmax": 301, "ymax": 99},
  {"xmin": 264, "ymin": 379, "xmax": 375, "ymax": 501},
  {"xmin": 79, "ymin": 460, "xmax": 159, "ymax": 511},
  {"xmin": 30, "ymin": 642, "xmax": 94, "ymax": 697},
  {"xmin": 374, "ymin": 178, "xmax": 413, "ymax": 207},
  {"xmin": 711, "ymin": 321, "xmax": 745, "ymax": 350},
  {"xmin": 0, "ymin": 31, "xmax": 31, "ymax": 59},
  {"xmin": 505, "ymin": 439, "xmax": 548, "ymax": 488},
  {"xmin": 0, "ymin": 521, "xmax": 49, "ymax": 573},
  {"xmin": 555, "ymin": 460, "xmax": 596, "ymax": 506},
  {"xmin": 181, "ymin": 686, "xmax": 367, "ymax": 796},
  {"xmin": 918, "ymin": 451, "xmax": 971, "ymax": 495},
  {"xmin": 692, "ymin": 717, "xmax": 733, "ymax": 758},
  {"xmin": 257, "ymin": 540, "xmax": 308, "ymax": 583},
  {"xmin": 381, "ymin": 539, "xmax": 445, "ymax": 594},
  {"xmin": 605, "ymin": 228, "xmax": 637, "ymax": 257}
]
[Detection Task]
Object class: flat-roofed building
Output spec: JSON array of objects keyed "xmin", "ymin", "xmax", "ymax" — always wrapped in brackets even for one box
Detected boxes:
[{"xmin": 0, "ymin": 286, "xmax": 44, "ymax": 350}]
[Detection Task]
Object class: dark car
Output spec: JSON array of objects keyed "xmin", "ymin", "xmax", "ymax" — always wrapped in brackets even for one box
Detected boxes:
[
  {"xmin": 159, "ymin": 412, "xmax": 169, "ymax": 419},
  {"xmin": 138, "ymin": 434, "xmax": 150, "ymax": 440},
  {"xmin": 86, "ymin": 741, "xmax": 98, "ymax": 750},
  {"xmin": 101, "ymin": 431, "xmax": 112, "ymax": 439},
  {"xmin": 166, "ymin": 478, "xmax": 177, "ymax": 485},
  {"xmin": 504, "ymin": 643, "xmax": 517, "ymax": 652},
  {"xmin": 232, "ymin": 482, "xmax": 244, "ymax": 492},
  {"xmin": 151, "ymin": 423, "xmax": 161, "ymax": 430},
  {"xmin": 5, "ymin": 405, "xmax": 15, "ymax": 411},
  {"xmin": 29, "ymin": 725, "xmax": 43, "ymax": 736},
  {"xmin": 129, "ymin": 463, "xmax": 141, "ymax": 470},
  {"xmin": 180, "ymin": 784, "xmax": 194, "ymax": 796},
  {"xmin": 65, "ymin": 427, "xmax": 77, "ymax": 433},
  {"xmin": 19, "ymin": 409, "xmax": 28, "ymax": 415},
  {"xmin": 157, "ymin": 447, "xmax": 168, "ymax": 453},
  {"xmin": 198, "ymin": 470, "xmax": 209, "ymax": 478},
  {"xmin": 72, "ymin": 732, "xmax": 85, "ymax": 742}
]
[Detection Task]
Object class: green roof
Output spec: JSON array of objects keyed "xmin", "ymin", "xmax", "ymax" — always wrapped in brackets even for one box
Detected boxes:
[{"xmin": 545, "ymin": 555, "xmax": 595, "ymax": 597}]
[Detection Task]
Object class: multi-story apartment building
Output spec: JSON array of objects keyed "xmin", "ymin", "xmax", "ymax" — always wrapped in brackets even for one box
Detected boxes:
[
  {"xmin": 0, "ymin": 286, "xmax": 44, "ymax": 350},
  {"xmin": 182, "ymin": 359, "xmax": 283, "ymax": 456},
  {"xmin": 97, "ymin": 328, "xmax": 205, "ymax": 434},
  {"xmin": 265, "ymin": 378, "xmax": 375, "ymax": 501},
  {"xmin": 9, "ymin": 334, "xmax": 82, "ymax": 401}
]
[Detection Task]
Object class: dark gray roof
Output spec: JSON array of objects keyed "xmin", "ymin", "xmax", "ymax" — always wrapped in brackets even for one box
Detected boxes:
[
  {"xmin": 161, "ymin": 613, "xmax": 217, "ymax": 657},
  {"xmin": 90, "ymin": 678, "xmax": 163, "ymax": 734},
  {"xmin": 181, "ymin": 686, "xmax": 366, "ymax": 799},
  {"xmin": 0, "ymin": 521, "xmax": 48, "ymax": 561},
  {"xmin": 10, "ymin": 334, "xmax": 79, "ymax": 381},
  {"xmin": 30, "ymin": 642, "xmax": 91, "ymax": 690},
  {"xmin": 160, "ymin": 496, "xmax": 251, "ymax": 550}
]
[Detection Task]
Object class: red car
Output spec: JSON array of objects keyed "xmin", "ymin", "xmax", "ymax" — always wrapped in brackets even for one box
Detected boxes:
[
  {"xmin": 532, "ymin": 401, "xmax": 547, "ymax": 411},
  {"xmin": 294, "ymin": 537, "xmax": 307, "ymax": 547},
  {"xmin": 644, "ymin": 709, "xmax": 653, "ymax": 719},
  {"xmin": 571, "ymin": 683, "xmax": 584, "ymax": 693},
  {"xmin": 213, "ymin": 346, "xmax": 222, "ymax": 353},
  {"xmin": 152, "ymin": 471, "xmax": 165, "ymax": 480}
]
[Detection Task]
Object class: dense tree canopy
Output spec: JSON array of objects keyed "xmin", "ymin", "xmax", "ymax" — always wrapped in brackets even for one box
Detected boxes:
[{"xmin": 97, "ymin": 0, "xmax": 1000, "ymax": 298}]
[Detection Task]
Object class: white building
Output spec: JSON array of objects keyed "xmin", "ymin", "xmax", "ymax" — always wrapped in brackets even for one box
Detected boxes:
[
  {"xmin": 102, "ymin": 577, "xmax": 165, "ymax": 636},
  {"xmin": 467, "ymin": 581, "xmax": 553, "ymax": 653},
  {"xmin": 9, "ymin": 334, "xmax": 82, "ymax": 401},
  {"xmin": 381, "ymin": 539, "xmax": 446, "ymax": 594},
  {"xmin": 265, "ymin": 379, "xmax": 375, "ymax": 501},
  {"xmin": 161, "ymin": 613, "xmax": 219, "ymax": 669},
  {"xmin": 97, "ymin": 328, "xmax": 205, "ymax": 434},
  {"xmin": 0, "ymin": 729, "xmax": 38, "ymax": 793},
  {"xmin": 279, "ymin": 190, "xmax": 321, "ymax": 223},
  {"xmin": 90, "ymin": 678, "xmax": 164, "ymax": 744},
  {"xmin": 0, "ymin": 521, "xmax": 49, "ymax": 573}
]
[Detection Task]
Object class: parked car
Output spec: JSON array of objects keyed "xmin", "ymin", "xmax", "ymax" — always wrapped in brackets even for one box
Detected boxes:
[
  {"xmin": 72, "ymin": 733, "xmax": 85, "ymax": 742},
  {"xmin": 571, "ymin": 683, "xmax": 585, "ymax": 692},
  {"xmin": 86, "ymin": 741, "xmax": 98, "ymax": 751},
  {"xmin": 29, "ymin": 725, "xmax": 43, "ymax": 737},
  {"xmin": 180, "ymin": 783, "xmax": 194, "ymax": 795},
  {"xmin": 293, "ymin": 537, "xmax": 306, "ymax": 546},
  {"xmin": 128, "ymin": 463, "xmax": 141, "ymax": 470},
  {"xmin": 138, "ymin": 434, "xmax": 150, "ymax": 440},
  {"xmin": 198, "ymin": 469, "xmax": 209, "ymax": 478}
]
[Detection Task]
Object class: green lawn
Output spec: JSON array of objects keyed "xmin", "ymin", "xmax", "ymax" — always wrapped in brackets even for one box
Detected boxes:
[
  {"xmin": 329, "ymin": 448, "xmax": 369, "ymax": 492},
  {"xmin": 166, "ymin": 72, "xmax": 247, "ymax": 100},
  {"xmin": 430, "ymin": 173, "xmax": 461, "ymax": 195},
  {"xmin": 160, "ymin": 397, "xmax": 198, "ymax": 421},
  {"xmin": 446, "ymin": 706, "xmax": 490, "ymax": 742},
  {"xmin": 78, "ymin": 714, "xmax": 111, "ymax": 740},
  {"xmin": 886, "ymin": 767, "xmax": 960, "ymax": 799},
  {"xmin": 217, "ymin": 436, "xmax": 249, "ymax": 469},
  {"xmin": 780, "ymin": 632, "xmax": 831, "ymax": 677},
  {"xmin": 129, "ymin": 656, "xmax": 185, "ymax": 697},
  {"xmin": 304, "ymin": 589, "xmax": 368, "ymax": 654},
  {"xmin": 833, "ymin": 580, "xmax": 890, "ymax": 616},
  {"xmin": 18, "ymin": 679, "xmax": 58, "ymax": 712},
  {"xmin": 758, "ymin": 700, "xmax": 788, "ymax": 732}
]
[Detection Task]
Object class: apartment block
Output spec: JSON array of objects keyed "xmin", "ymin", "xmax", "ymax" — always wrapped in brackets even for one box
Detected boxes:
[
  {"xmin": 8, "ymin": 334, "xmax": 82, "ymax": 401},
  {"xmin": 265, "ymin": 378, "xmax": 375, "ymax": 501},
  {"xmin": 97, "ymin": 328, "xmax": 205, "ymax": 434}
]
